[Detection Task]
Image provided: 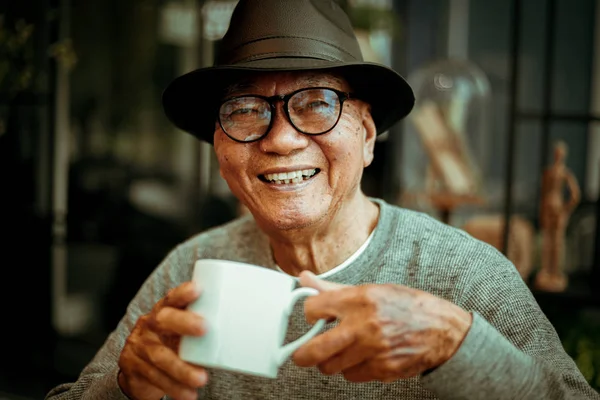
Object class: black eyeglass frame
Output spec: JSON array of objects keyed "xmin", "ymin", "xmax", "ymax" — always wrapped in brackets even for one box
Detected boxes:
[{"xmin": 217, "ymin": 87, "xmax": 354, "ymax": 143}]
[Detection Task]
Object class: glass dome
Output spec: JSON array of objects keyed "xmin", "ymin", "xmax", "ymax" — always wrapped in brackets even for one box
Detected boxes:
[{"xmin": 399, "ymin": 58, "xmax": 492, "ymax": 218}]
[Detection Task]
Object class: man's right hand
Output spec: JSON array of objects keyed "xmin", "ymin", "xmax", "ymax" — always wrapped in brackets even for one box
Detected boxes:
[{"xmin": 118, "ymin": 281, "xmax": 208, "ymax": 400}]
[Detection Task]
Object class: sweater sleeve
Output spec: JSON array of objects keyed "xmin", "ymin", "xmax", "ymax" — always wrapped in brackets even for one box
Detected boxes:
[
  {"xmin": 420, "ymin": 248, "xmax": 600, "ymax": 400},
  {"xmin": 44, "ymin": 245, "xmax": 190, "ymax": 400}
]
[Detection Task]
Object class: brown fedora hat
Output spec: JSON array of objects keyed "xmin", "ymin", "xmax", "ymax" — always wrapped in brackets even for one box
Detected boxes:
[{"xmin": 162, "ymin": 0, "xmax": 414, "ymax": 144}]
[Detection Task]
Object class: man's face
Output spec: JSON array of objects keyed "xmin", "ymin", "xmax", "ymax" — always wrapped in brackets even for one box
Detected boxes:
[{"xmin": 213, "ymin": 71, "xmax": 377, "ymax": 231}]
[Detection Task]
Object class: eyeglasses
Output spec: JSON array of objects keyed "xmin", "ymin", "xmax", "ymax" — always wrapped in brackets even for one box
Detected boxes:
[{"xmin": 217, "ymin": 87, "xmax": 353, "ymax": 143}]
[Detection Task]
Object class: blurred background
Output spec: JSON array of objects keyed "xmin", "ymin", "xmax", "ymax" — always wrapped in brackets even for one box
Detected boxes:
[{"xmin": 1, "ymin": 0, "xmax": 599, "ymax": 398}]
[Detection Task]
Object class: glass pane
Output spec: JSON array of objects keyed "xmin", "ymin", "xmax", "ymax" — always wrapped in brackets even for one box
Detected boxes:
[
  {"xmin": 457, "ymin": 121, "xmax": 540, "ymax": 282},
  {"xmin": 512, "ymin": 121, "xmax": 543, "ymax": 216},
  {"xmin": 550, "ymin": 0, "xmax": 595, "ymax": 113},
  {"xmin": 62, "ymin": 0, "xmax": 232, "ymax": 342},
  {"xmin": 517, "ymin": 0, "xmax": 548, "ymax": 112}
]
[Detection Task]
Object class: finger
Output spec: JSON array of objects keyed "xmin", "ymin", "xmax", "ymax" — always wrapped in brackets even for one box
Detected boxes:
[
  {"xmin": 341, "ymin": 361, "xmax": 376, "ymax": 383},
  {"xmin": 317, "ymin": 342, "xmax": 371, "ymax": 375},
  {"xmin": 303, "ymin": 287, "xmax": 358, "ymax": 324},
  {"xmin": 154, "ymin": 307, "xmax": 206, "ymax": 337},
  {"xmin": 293, "ymin": 324, "xmax": 356, "ymax": 367},
  {"xmin": 160, "ymin": 282, "xmax": 202, "ymax": 310},
  {"xmin": 118, "ymin": 369, "xmax": 165, "ymax": 400},
  {"xmin": 119, "ymin": 344, "xmax": 169, "ymax": 400},
  {"xmin": 127, "ymin": 352, "xmax": 203, "ymax": 400},
  {"xmin": 139, "ymin": 341, "xmax": 209, "ymax": 388},
  {"xmin": 342, "ymin": 356, "xmax": 407, "ymax": 383},
  {"xmin": 298, "ymin": 271, "xmax": 348, "ymax": 292}
]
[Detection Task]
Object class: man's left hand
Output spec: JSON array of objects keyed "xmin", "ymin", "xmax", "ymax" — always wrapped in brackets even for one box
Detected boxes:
[{"xmin": 292, "ymin": 271, "xmax": 472, "ymax": 383}]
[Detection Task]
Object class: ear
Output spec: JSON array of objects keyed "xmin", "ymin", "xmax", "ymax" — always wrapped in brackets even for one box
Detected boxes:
[
  {"xmin": 361, "ymin": 105, "xmax": 377, "ymax": 168},
  {"xmin": 212, "ymin": 130, "xmax": 227, "ymax": 180}
]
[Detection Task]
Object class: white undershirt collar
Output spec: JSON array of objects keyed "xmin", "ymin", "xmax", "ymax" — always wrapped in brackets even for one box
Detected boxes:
[{"xmin": 275, "ymin": 227, "xmax": 376, "ymax": 279}]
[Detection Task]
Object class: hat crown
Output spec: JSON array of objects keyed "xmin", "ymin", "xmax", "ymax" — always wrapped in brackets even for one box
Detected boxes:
[{"xmin": 217, "ymin": 0, "xmax": 364, "ymax": 65}]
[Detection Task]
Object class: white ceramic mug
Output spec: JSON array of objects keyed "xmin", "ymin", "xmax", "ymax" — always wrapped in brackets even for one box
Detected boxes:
[{"xmin": 179, "ymin": 259, "xmax": 327, "ymax": 378}]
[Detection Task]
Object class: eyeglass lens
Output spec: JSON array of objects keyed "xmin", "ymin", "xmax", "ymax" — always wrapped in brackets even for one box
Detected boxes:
[{"xmin": 218, "ymin": 88, "xmax": 343, "ymax": 142}]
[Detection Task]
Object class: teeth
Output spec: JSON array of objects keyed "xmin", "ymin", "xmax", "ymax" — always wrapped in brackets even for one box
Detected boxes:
[{"xmin": 264, "ymin": 169, "xmax": 317, "ymax": 183}]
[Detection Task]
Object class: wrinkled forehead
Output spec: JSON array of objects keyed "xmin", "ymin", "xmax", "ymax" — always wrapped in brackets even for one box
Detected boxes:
[{"xmin": 222, "ymin": 71, "xmax": 351, "ymax": 97}]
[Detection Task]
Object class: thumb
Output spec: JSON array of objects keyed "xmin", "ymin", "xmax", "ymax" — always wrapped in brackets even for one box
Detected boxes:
[{"xmin": 298, "ymin": 271, "xmax": 348, "ymax": 292}]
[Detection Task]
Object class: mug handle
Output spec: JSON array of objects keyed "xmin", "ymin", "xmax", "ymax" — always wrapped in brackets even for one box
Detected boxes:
[{"xmin": 275, "ymin": 287, "xmax": 327, "ymax": 366}]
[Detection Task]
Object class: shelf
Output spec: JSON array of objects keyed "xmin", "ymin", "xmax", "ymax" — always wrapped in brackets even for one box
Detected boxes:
[
  {"xmin": 516, "ymin": 111, "xmax": 600, "ymax": 123},
  {"xmin": 532, "ymin": 289, "xmax": 600, "ymax": 309},
  {"xmin": 529, "ymin": 271, "xmax": 600, "ymax": 311}
]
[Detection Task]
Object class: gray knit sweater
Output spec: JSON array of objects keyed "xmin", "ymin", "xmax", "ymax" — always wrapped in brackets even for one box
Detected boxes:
[{"xmin": 45, "ymin": 198, "xmax": 599, "ymax": 399}]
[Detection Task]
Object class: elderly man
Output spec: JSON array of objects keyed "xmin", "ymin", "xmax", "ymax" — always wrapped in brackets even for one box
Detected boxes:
[{"xmin": 46, "ymin": 1, "xmax": 599, "ymax": 400}]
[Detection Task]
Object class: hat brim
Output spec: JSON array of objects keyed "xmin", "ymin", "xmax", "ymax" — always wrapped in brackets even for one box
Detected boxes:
[{"xmin": 161, "ymin": 58, "xmax": 415, "ymax": 144}]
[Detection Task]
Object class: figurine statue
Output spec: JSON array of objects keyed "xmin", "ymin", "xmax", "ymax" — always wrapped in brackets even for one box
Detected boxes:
[{"xmin": 534, "ymin": 141, "xmax": 581, "ymax": 292}]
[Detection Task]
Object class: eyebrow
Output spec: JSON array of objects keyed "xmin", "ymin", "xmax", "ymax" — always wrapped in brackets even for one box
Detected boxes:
[
  {"xmin": 222, "ymin": 81, "xmax": 260, "ymax": 97},
  {"xmin": 222, "ymin": 73, "xmax": 347, "ymax": 98},
  {"xmin": 304, "ymin": 74, "xmax": 345, "ymax": 87}
]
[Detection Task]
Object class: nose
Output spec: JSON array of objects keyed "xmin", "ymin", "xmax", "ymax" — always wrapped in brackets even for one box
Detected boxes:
[{"xmin": 259, "ymin": 104, "xmax": 310, "ymax": 155}]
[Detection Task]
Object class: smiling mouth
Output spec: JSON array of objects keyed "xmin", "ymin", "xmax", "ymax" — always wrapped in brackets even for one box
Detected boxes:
[{"xmin": 259, "ymin": 168, "xmax": 320, "ymax": 184}]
